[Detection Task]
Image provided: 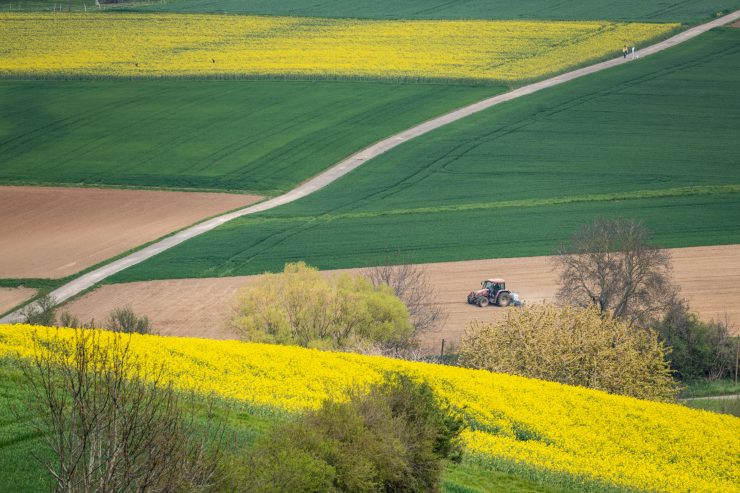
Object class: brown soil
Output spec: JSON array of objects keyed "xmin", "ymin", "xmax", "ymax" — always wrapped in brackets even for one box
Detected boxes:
[
  {"xmin": 420, "ymin": 244, "xmax": 740, "ymax": 350},
  {"xmin": 730, "ymin": 20, "xmax": 740, "ymax": 28},
  {"xmin": 0, "ymin": 186, "xmax": 261, "ymax": 279},
  {"xmin": 0, "ymin": 287, "xmax": 36, "ymax": 315},
  {"xmin": 62, "ymin": 245, "xmax": 740, "ymax": 347},
  {"xmin": 64, "ymin": 277, "xmax": 250, "ymax": 339}
]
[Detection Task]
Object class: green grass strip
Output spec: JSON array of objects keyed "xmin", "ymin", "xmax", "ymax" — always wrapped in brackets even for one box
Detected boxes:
[{"xmin": 242, "ymin": 184, "xmax": 740, "ymax": 224}]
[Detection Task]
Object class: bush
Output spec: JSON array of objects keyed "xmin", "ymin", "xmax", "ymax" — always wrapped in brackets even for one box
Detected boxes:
[
  {"xmin": 653, "ymin": 301, "xmax": 736, "ymax": 381},
  {"xmin": 104, "ymin": 305, "xmax": 151, "ymax": 334},
  {"xmin": 459, "ymin": 304, "xmax": 677, "ymax": 401},
  {"xmin": 229, "ymin": 262, "xmax": 414, "ymax": 351},
  {"xmin": 240, "ymin": 373, "xmax": 464, "ymax": 492},
  {"xmin": 58, "ymin": 311, "xmax": 83, "ymax": 328}
]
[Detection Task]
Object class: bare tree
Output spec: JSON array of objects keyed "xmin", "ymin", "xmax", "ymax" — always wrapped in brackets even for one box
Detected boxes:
[
  {"xmin": 20, "ymin": 328, "xmax": 225, "ymax": 493},
  {"xmin": 364, "ymin": 258, "xmax": 448, "ymax": 337},
  {"xmin": 20, "ymin": 294, "xmax": 58, "ymax": 326},
  {"xmin": 553, "ymin": 218, "xmax": 678, "ymax": 326}
]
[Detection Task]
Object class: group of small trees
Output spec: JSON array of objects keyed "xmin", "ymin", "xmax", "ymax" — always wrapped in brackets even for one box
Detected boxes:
[
  {"xmin": 21, "ymin": 295, "xmax": 151, "ymax": 334},
  {"xmin": 653, "ymin": 301, "xmax": 737, "ymax": 382}
]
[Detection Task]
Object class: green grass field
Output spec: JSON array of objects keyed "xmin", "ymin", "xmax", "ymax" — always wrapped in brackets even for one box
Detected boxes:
[
  {"xmin": 0, "ymin": 359, "xmax": 567, "ymax": 493},
  {"xmin": 109, "ymin": 28, "xmax": 740, "ymax": 282},
  {"xmin": 0, "ymin": 81, "xmax": 496, "ymax": 194},
  {"xmin": 130, "ymin": 0, "xmax": 740, "ymax": 22},
  {"xmin": 683, "ymin": 396, "xmax": 740, "ymax": 417},
  {"xmin": 680, "ymin": 378, "xmax": 740, "ymax": 398},
  {"xmin": 678, "ymin": 379, "xmax": 740, "ymax": 417}
]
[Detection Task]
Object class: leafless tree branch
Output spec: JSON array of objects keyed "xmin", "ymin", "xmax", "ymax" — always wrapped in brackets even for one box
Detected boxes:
[
  {"xmin": 19, "ymin": 328, "xmax": 226, "ymax": 493},
  {"xmin": 364, "ymin": 255, "xmax": 448, "ymax": 339}
]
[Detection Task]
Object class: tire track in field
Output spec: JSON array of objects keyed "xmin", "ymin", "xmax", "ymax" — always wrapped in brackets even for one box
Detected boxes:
[
  {"xmin": 229, "ymin": 185, "xmax": 740, "ymax": 224},
  {"xmin": 3, "ymin": 9, "xmax": 739, "ymax": 323}
]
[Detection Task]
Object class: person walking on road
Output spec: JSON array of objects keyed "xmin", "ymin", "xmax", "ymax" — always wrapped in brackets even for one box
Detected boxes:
[
  {"xmin": 632, "ymin": 46, "xmax": 636, "ymax": 59},
  {"xmin": 623, "ymin": 45, "xmax": 629, "ymax": 58}
]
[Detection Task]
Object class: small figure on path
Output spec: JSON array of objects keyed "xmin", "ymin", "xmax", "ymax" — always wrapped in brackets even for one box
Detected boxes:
[
  {"xmin": 631, "ymin": 46, "xmax": 637, "ymax": 59},
  {"xmin": 623, "ymin": 45, "xmax": 628, "ymax": 58}
]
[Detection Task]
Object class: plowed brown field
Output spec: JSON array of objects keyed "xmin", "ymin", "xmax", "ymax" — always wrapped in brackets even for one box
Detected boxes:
[
  {"xmin": 0, "ymin": 186, "xmax": 261, "ymax": 279},
  {"xmin": 61, "ymin": 245, "xmax": 740, "ymax": 347},
  {"xmin": 0, "ymin": 287, "xmax": 36, "ymax": 315}
]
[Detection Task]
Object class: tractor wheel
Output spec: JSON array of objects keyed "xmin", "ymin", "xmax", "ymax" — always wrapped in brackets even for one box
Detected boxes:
[
  {"xmin": 477, "ymin": 298, "xmax": 489, "ymax": 308},
  {"xmin": 498, "ymin": 293, "xmax": 511, "ymax": 307}
]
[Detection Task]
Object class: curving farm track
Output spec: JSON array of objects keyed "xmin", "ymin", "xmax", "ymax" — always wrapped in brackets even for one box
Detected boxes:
[{"xmin": 3, "ymin": 9, "xmax": 740, "ymax": 323}]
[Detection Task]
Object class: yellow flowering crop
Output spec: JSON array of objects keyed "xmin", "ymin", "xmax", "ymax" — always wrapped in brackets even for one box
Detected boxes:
[
  {"xmin": 0, "ymin": 13, "xmax": 677, "ymax": 81},
  {"xmin": 1, "ymin": 325, "xmax": 737, "ymax": 492}
]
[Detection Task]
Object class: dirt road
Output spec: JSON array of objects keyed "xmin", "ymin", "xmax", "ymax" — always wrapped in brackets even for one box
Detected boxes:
[
  {"xmin": 0, "ymin": 186, "xmax": 261, "ymax": 279},
  {"xmin": 61, "ymin": 245, "xmax": 740, "ymax": 347}
]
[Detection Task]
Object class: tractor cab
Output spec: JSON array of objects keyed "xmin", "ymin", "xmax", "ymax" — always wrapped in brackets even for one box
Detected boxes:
[{"xmin": 482, "ymin": 279, "xmax": 505, "ymax": 294}]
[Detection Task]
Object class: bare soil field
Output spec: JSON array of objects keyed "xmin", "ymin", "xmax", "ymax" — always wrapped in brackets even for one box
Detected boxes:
[
  {"xmin": 420, "ymin": 244, "xmax": 740, "ymax": 350},
  {"xmin": 62, "ymin": 245, "xmax": 740, "ymax": 348},
  {"xmin": 0, "ymin": 287, "xmax": 36, "ymax": 315},
  {"xmin": 731, "ymin": 19, "xmax": 740, "ymax": 27},
  {"xmin": 0, "ymin": 186, "xmax": 261, "ymax": 279}
]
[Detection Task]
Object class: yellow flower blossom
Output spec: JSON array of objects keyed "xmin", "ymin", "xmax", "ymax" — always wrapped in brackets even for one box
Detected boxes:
[
  {"xmin": 0, "ymin": 13, "xmax": 677, "ymax": 81},
  {"xmin": 0, "ymin": 325, "xmax": 736, "ymax": 493}
]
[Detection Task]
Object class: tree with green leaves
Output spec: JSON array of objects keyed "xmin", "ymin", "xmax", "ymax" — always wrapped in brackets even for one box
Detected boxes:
[{"xmin": 229, "ymin": 262, "xmax": 414, "ymax": 351}]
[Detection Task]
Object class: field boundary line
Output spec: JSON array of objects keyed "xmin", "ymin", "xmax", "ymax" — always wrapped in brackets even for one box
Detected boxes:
[{"xmin": 3, "ymin": 9, "xmax": 740, "ymax": 324}]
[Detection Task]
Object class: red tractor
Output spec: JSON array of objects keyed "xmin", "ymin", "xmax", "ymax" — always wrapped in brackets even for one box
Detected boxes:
[{"xmin": 467, "ymin": 278, "xmax": 520, "ymax": 307}]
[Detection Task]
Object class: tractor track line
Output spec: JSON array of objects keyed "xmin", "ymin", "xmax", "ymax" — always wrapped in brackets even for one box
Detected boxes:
[{"xmin": 3, "ymin": 9, "xmax": 740, "ymax": 323}]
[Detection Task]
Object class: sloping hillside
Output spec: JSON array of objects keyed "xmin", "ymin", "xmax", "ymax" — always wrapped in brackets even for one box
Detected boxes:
[{"xmin": 1, "ymin": 325, "xmax": 737, "ymax": 492}]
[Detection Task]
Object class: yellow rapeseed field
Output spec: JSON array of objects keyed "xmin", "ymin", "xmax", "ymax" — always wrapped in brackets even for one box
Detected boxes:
[
  {"xmin": 0, "ymin": 13, "xmax": 677, "ymax": 81},
  {"xmin": 0, "ymin": 325, "xmax": 737, "ymax": 492}
]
